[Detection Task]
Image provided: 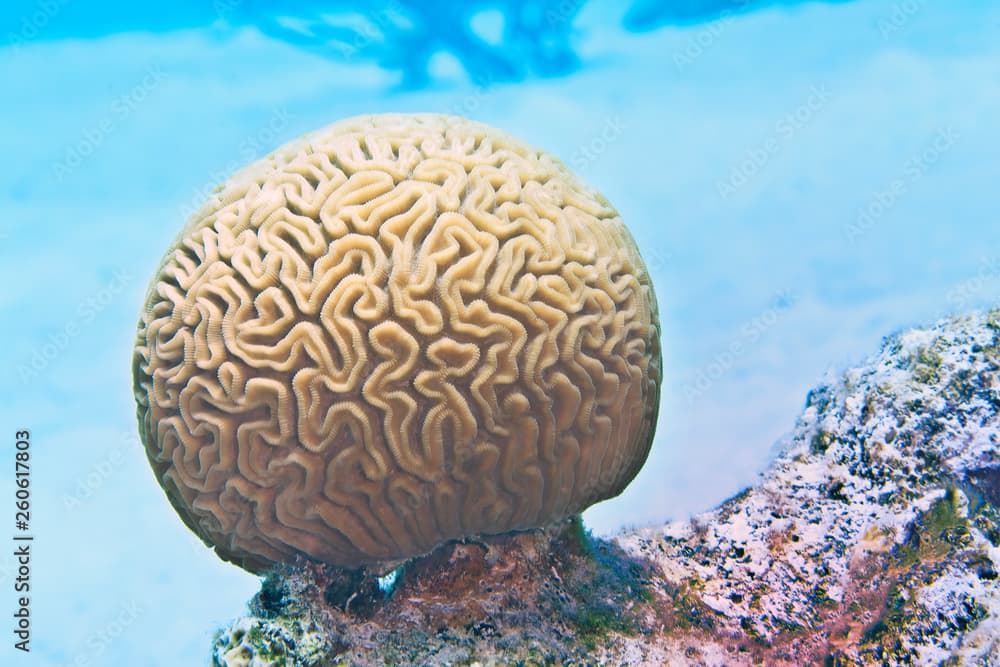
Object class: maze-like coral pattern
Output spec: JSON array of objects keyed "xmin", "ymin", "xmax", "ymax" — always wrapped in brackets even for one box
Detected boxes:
[{"xmin": 133, "ymin": 114, "xmax": 661, "ymax": 571}]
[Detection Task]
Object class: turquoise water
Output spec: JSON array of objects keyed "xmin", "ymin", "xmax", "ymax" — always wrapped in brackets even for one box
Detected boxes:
[{"xmin": 1, "ymin": 1, "xmax": 998, "ymax": 664}]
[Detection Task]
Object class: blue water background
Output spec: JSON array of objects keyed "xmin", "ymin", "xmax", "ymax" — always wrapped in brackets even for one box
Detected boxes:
[{"xmin": 1, "ymin": 0, "xmax": 998, "ymax": 664}]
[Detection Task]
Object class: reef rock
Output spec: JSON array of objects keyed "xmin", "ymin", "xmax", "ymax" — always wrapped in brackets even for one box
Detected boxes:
[{"xmin": 213, "ymin": 308, "xmax": 1000, "ymax": 665}]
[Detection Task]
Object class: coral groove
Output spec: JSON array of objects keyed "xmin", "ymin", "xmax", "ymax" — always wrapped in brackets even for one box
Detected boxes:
[{"xmin": 133, "ymin": 114, "xmax": 661, "ymax": 571}]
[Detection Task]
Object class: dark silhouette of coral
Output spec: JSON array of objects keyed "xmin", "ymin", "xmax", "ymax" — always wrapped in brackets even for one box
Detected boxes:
[
  {"xmin": 3, "ymin": 0, "xmax": 585, "ymax": 88},
  {"xmin": 231, "ymin": 0, "xmax": 585, "ymax": 88},
  {"xmin": 3, "ymin": 0, "xmax": 867, "ymax": 87}
]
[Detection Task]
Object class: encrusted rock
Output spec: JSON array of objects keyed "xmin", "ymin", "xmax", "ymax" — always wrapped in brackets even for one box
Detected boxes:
[
  {"xmin": 215, "ymin": 308, "xmax": 1000, "ymax": 665},
  {"xmin": 212, "ymin": 617, "xmax": 331, "ymax": 667}
]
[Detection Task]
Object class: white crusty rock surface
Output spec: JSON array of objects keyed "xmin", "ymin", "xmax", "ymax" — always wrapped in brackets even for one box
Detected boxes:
[
  {"xmin": 213, "ymin": 309, "xmax": 1000, "ymax": 666},
  {"xmin": 619, "ymin": 309, "xmax": 1000, "ymax": 665}
]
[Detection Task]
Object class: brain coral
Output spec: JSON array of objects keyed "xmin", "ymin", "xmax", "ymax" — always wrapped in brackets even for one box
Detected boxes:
[{"xmin": 132, "ymin": 113, "xmax": 661, "ymax": 572}]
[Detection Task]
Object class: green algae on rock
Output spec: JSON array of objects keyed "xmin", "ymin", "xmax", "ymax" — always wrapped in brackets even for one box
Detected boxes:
[{"xmin": 213, "ymin": 617, "xmax": 332, "ymax": 667}]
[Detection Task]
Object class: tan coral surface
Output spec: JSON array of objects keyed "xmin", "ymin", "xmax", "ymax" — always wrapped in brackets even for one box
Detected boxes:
[{"xmin": 132, "ymin": 113, "xmax": 661, "ymax": 571}]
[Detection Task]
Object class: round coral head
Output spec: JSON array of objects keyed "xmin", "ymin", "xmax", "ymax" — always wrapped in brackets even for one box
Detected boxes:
[{"xmin": 132, "ymin": 113, "xmax": 662, "ymax": 572}]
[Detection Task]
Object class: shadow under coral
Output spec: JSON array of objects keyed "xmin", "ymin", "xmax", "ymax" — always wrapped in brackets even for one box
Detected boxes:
[{"xmin": 238, "ymin": 516, "xmax": 666, "ymax": 665}]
